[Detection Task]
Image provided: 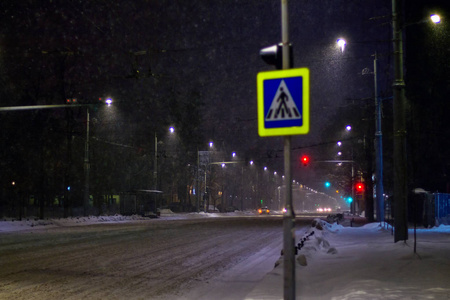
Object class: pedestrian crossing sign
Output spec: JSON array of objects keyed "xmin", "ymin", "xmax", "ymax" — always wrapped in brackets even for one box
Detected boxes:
[{"xmin": 257, "ymin": 68, "xmax": 309, "ymax": 136}]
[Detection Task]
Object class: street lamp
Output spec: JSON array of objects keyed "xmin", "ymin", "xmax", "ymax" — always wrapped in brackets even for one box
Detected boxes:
[
  {"xmin": 0, "ymin": 99, "xmax": 113, "ymax": 218},
  {"xmin": 337, "ymin": 38, "xmax": 346, "ymax": 52},
  {"xmin": 391, "ymin": 5, "xmax": 441, "ymax": 242},
  {"xmin": 372, "ymin": 53, "xmax": 385, "ymax": 223},
  {"xmin": 337, "ymin": 36, "xmax": 386, "ymax": 221},
  {"xmin": 154, "ymin": 126, "xmax": 175, "ymax": 192},
  {"xmin": 430, "ymin": 14, "xmax": 441, "ymax": 24},
  {"xmin": 83, "ymin": 107, "xmax": 90, "ymax": 216},
  {"xmin": 84, "ymin": 98, "xmax": 113, "ymax": 216},
  {"xmin": 343, "ymin": 126, "xmax": 356, "ymax": 214}
]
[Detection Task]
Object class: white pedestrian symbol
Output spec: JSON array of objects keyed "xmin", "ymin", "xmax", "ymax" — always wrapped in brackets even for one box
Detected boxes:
[{"xmin": 265, "ymin": 80, "xmax": 301, "ymax": 121}]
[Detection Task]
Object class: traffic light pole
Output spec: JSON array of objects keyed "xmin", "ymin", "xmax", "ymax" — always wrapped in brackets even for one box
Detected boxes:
[{"xmin": 281, "ymin": 1, "xmax": 296, "ymax": 299}]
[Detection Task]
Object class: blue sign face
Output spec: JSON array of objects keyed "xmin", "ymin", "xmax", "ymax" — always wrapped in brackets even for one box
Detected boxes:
[
  {"xmin": 263, "ymin": 77, "xmax": 303, "ymax": 129},
  {"xmin": 257, "ymin": 68, "xmax": 309, "ymax": 137}
]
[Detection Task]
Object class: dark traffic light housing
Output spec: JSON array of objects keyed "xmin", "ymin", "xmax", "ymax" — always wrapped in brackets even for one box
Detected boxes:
[{"xmin": 260, "ymin": 43, "xmax": 294, "ymax": 69}]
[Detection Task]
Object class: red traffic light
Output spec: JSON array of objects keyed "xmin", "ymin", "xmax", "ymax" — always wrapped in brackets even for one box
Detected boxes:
[
  {"xmin": 355, "ymin": 182, "xmax": 365, "ymax": 193},
  {"xmin": 301, "ymin": 155, "xmax": 310, "ymax": 166}
]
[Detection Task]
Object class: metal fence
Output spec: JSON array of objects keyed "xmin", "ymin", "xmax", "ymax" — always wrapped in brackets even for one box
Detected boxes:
[{"xmin": 435, "ymin": 193, "xmax": 450, "ymax": 225}]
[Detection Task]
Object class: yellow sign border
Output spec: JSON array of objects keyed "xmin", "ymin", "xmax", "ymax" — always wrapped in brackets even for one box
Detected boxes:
[{"xmin": 257, "ymin": 68, "xmax": 310, "ymax": 137}]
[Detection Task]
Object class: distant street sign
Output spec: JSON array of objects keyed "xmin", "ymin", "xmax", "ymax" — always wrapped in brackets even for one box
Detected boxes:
[{"xmin": 257, "ymin": 68, "xmax": 310, "ymax": 136}]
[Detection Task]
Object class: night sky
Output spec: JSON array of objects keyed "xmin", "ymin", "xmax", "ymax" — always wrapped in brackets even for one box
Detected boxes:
[{"xmin": 1, "ymin": 0, "xmax": 449, "ymax": 208}]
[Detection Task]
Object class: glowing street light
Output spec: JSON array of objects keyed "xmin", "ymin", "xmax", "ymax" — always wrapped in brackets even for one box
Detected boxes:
[
  {"xmin": 337, "ymin": 38, "xmax": 346, "ymax": 52},
  {"xmin": 430, "ymin": 14, "xmax": 441, "ymax": 24}
]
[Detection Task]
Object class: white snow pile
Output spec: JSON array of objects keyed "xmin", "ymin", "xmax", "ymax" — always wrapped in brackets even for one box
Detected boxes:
[
  {"xmin": 0, "ymin": 210, "xmax": 257, "ymax": 232},
  {"xmin": 247, "ymin": 219, "xmax": 450, "ymax": 300},
  {"xmin": 0, "ymin": 214, "xmax": 155, "ymax": 232}
]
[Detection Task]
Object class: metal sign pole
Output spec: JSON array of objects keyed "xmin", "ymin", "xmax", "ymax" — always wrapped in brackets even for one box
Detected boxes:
[{"xmin": 281, "ymin": 1, "xmax": 295, "ymax": 299}]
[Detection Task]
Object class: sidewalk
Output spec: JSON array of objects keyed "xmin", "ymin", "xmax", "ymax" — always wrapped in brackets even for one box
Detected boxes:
[{"xmin": 245, "ymin": 220, "xmax": 450, "ymax": 300}]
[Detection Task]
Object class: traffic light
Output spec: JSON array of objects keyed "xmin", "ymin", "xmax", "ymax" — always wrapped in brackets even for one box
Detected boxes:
[
  {"xmin": 355, "ymin": 182, "xmax": 365, "ymax": 193},
  {"xmin": 300, "ymin": 155, "xmax": 310, "ymax": 166},
  {"xmin": 324, "ymin": 181, "xmax": 331, "ymax": 188},
  {"xmin": 260, "ymin": 43, "xmax": 293, "ymax": 69},
  {"xmin": 347, "ymin": 197, "xmax": 353, "ymax": 203}
]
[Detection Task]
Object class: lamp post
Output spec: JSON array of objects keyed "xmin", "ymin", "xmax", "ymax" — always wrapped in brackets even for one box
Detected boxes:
[
  {"xmin": 373, "ymin": 52, "xmax": 385, "ymax": 223},
  {"xmin": 337, "ymin": 37, "xmax": 383, "ymax": 219},
  {"xmin": 83, "ymin": 107, "xmax": 90, "ymax": 216},
  {"xmin": 83, "ymin": 98, "xmax": 112, "ymax": 217},
  {"xmin": 391, "ymin": 6, "xmax": 442, "ymax": 242},
  {"xmin": 154, "ymin": 132, "xmax": 158, "ymax": 191},
  {"xmin": 196, "ymin": 142, "xmax": 214, "ymax": 212},
  {"xmin": 362, "ymin": 52, "xmax": 386, "ymax": 222},
  {"xmin": 0, "ymin": 100, "xmax": 112, "ymax": 218},
  {"xmin": 346, "ymin": 127, "xmax": 356, "ymax": 215},
  {"xmin": 153, "ymin": 126, "xmax": 175, "ymax": 191}
]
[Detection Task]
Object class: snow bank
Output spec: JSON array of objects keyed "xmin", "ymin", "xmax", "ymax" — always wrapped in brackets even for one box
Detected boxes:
[
  {"xmin": 247, "ymin": 220, "xmax": 450, "ymax": 300},
  {"xmin": 0, "ymin": 210, "xmax": 259, "ymax": 232}
]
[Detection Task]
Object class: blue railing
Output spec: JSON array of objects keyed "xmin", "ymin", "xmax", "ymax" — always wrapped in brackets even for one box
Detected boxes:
[{"xmin": 434, "ymin": 193, "xmax": 450, "ymax": 224}]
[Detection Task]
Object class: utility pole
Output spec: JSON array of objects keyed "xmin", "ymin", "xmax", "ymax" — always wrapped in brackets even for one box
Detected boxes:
[
  {"xmin": 392, "ymin": 0, "xmax": 408, "ymax": 242},
  {"xmin": 154, "ymin": 132, "xmax": 158, "ymax": 191},
  {"xmin": 373, "ymin": 53, "xmax": 385, "ymax": 223},
  {"xmin": 259, "ymin": 2, "xmax": 310, "ymax": 298},
  {"xmin": 83, "ymin": 107, "xmax": 90, "ymax": 216},
  {"xmin": 281, "ymin": 1, "xmax": 296, "ymax": 299}
]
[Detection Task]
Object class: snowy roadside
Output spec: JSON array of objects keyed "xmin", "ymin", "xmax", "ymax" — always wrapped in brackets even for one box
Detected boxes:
[
  {"xmin": 245, "ymin": 220, "xmax": 450, "ymax": 300},
  {"xmin": 2, "ymin": 213, "xmax": 449, "ymax": 300},
  {"xmin": 0, "ymin": 210, "xmax": 258, "ymax": 233}
]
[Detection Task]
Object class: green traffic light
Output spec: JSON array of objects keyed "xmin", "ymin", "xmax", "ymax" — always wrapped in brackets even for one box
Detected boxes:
[
  {"xmin": 325, "ymin": 181, "xmax": 331, "ymax": 188},
  {"xmin": 347, "ymin": 197, "xmax": 353, "ymax": 203}
]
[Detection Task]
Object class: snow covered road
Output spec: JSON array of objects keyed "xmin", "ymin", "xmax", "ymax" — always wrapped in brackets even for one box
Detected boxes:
[{"xmin": 0, "ymin": 217, "xmax": 297, "ymax": 300}]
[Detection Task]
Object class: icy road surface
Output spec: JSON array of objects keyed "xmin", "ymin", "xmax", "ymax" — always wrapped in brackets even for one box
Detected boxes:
[{"xmin": 0, "ymin": 217, "xmax": 298, "ymax": 300}]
